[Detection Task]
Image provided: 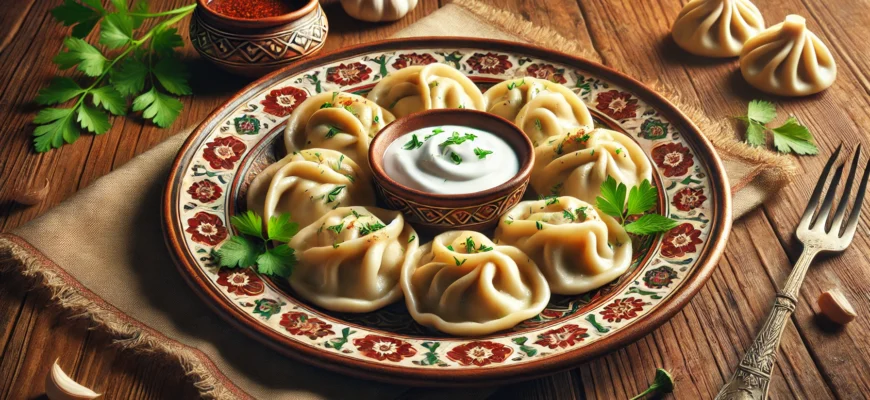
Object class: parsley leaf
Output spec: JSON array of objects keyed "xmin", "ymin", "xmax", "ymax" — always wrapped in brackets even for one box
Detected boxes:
[
  {"xmin": 90, "ymin": 86, "xmax": 126, "ymax": 115},
  {"xmin": 76, "ymin": 104, "xmax": 111, "ymax": 134},
  {"xmin": 231, "ymin": 211, "xmax": 264, "ymax": 239},
  {"xmin": 267, "ymin": 213, "xmax": 299, "ymax": 242},
  {"xmin": 747, "ymin": 100, "xmax": 776, "ymax": 124},
  {"xmin": 132, "ymin": 87, "xmax": 183, "ymax": 128},
  {"xmin": 110, "ymin": 58, "xmax": 148, "ymax": 96},
  {"xmin": 153, "ymin": 57, "xmax": 191, "ymax": 95},
  {"xmin": 474, "ymin": 147, "xmax": 493, "ymax": 159},
  {"xmin": 256, "ymin": 244, "xmax": 295, "ymax": 278},
  {"xmin": 771, "ymin": 117, "xmax": 820, "ymax": 155},
  {"xmin": 595, "ymin": 175, "xmax": 626, "ymax": 219},
  {"xmin": 100, "ymin": 13, "xmax": 133, "ymax": 49},
  {"xmin": 626, "ymin": 179, "xmax": 658, "ymax": 215},
  {"xmin": 327, "ymin": 222, "xmax": 344, "ymax": 234},
  {"xmin": 358, "ymin": 221, "xmax": 386, "ymax": 236},
  {"xmin": 35, "ymin": 78, "xmax": 84, "ymax": 105},
  {"xmin": 625, "ymin": 214, "xmax": 680, "ymax": 235},
  {"xmin": 33, "ymin": 107, "xmax": 80, "ymax": 152},
  {"xmin": 744, "ymin": 119, "xmax": 766, "ymax": 147},
  {"xmin": 51, "ymin": 0, "xmax": 102, "ymax": 38},
  {"xmin": 217, "ymin": 235, "xmax": 260, "ymax": 268},
  {"xmin": 215, "ymin": 211, "xmax": 299, "ymax": 278},
  {"xmin": 562, "ymin": 209, "xmax": 575, "ymax": 221},
  {"xmin": 53, "ymin": 37, "xmax": 106, "ymax": 77}
]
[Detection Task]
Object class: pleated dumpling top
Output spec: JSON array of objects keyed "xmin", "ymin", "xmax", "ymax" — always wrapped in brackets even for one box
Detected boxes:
[{"xmin": 671, "ymin": 0, "xmax": 765, "ymax": 57}]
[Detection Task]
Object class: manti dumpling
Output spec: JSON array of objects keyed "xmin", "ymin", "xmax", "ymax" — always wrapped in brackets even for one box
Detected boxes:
[
  {"xmin": 740, "ymin": 15, "xmax": 836, "ymax": 96},
  {"xmin": 671, "ymin": 0, "xmax": 765, "ymax": 58},
  {"xmin": 366, "ymin": 63, "xmax": 486, "ymax": 118},
  {"xmin": 484, "ymin": 77, "xmax": 593, "ymax": 146},
  {"xmin": 246, "ymin": 149, "xmax": 374, "ymax": 230},
  {"xmin": 531, "ymin": 128, "xmax": 653, "ymax": 203},
  {"xmin": 284, "ymin": 92, "xmax": 395, "ymax": 165},
  {"xmin": 289, "ymin": 206, "xmax": 418, "ymax": 313},
  {"xmin": 494, "ymin": 196, "xmax": 632, "ymax": 295},
  {"xmin": 401, "ymin": 231, "xmax": 550, "ymax": 336}
]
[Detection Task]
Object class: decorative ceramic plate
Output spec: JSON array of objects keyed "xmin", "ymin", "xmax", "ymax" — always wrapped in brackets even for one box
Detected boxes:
[{"xmin": 163, "ymin": 38, "xmax": 731, "ymax": 385}]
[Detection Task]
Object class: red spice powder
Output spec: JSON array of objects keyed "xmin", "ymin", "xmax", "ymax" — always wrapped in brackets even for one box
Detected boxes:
[{"xmin": 208, "ymin": 0, "xmax": 302, "ymax": 19}]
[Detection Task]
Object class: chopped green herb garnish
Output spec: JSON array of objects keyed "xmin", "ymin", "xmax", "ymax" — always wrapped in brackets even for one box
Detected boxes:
[
  {"xmin": 458, "ymin": 104, "xmax": 464, "ymax": 109},
  {"xmin": 343, "ymin": 105, "xmax": 357, "ymax": 116},
  {"xmin": 425, "ymin": 128, "xmax": 444, "ymax": 140},
  {"xmin": 506, "ymin": 79, "xmax": 525, "ymax": 90},
  {"xmin": 575, "ymin": 133, "xmax": 591, "ymax": 142},
  {"xmin": 320, "ymin": 102, "xmax": 332, "ymax": 109},
  {"xmin": 534, "ymin": 119, "xmax": 542, "ymax": 131},
  {"xmin": 439, "ymin": 132, "xmax": 477, "ymax": 148},
  {"xmin": 535, "ymin": 221, "xmax": 543, "ymax": 230},
  {"xmin": 326, "ymin": 185, "xmax": 345, "ymax": 203},
  {"xmin": 358, "ymin": 221, "xmax": 386, "ymax": 236},
  {"xmin": 326, "ymin": 222, "xmax": 344, "ymax": 234},
  {"xmin": 477, "ymin": 243, "xmax": 493, "ymax": 252},
  {"xmin": 449, "ymin": 152, "xmax": 462, "ymax": 165},
  {"xmin": 428, "ymin": 81, "xmax": 439, "ymax": 88},
  {"xmin": 576, "ymin": 206, "xmax": 588, "ymax": 221},
  {"xmin": 447, "ymin": 245, "xmax": 455, "ymax": 251},
  {"xmin": 351, "ymin": 209, "xmax": 362, "ymax": 218},
  {"xmin": 403, "ymin": 134, "xmax": 423, "ymax": 150},
  {"xmin": 562, "ymin": 209, "xmax": 575, "ymax": 221},
  {"xmin": 335, "ymin": 154, "xmax": 344, "ymax": 171},
  {"xmin": 408, "ymin": 235, "xmax": 416, "ymax": 243},
  {"xmin": 615, "ymin": 148, "xmax": 622, "ymax": 155},
  {"xmin": 545, "ymin": 196, "xmax": 559, "ymax": 206},
  {"xmin": 325, "ymin": 125, "xmax": 340, "ymax": 139},
  {"xmin": 373, "ymin": 115, "xmax": 380, "ymax": 123},
  {"xmin": 474, "ymin": 147, "xmax": 493, "ymax": 159},
  {"xmin": 332, "ymin": 242, "xmax": 340, "ymax": 248},
  {"xmin": 454, "ymin": 256, "xmax": 467, "ymax": 266}
]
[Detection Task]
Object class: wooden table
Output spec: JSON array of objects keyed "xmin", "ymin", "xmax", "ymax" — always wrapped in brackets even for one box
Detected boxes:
[{"xmin": 2, "ymin": 0, "xmax": 869, "ymax": 398}]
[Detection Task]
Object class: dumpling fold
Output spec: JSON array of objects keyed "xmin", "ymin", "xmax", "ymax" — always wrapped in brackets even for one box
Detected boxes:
[
  {"xmin": 671, "ymin": 0, "xmax": 765, "ymax": 57},
  {"xmin": 366, "ymin": 63, "xmax": 486, "ymax": 118}
]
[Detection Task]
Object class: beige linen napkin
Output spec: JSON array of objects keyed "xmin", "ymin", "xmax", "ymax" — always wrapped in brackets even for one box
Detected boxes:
[{"xmin": 0, "ymin": 1, "xmax": 796, "ymax": 398}]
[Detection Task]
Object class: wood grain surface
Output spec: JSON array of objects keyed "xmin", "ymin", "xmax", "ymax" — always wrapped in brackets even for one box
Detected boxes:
[{"xmin": 1, "ymin": 0, "xmax": 869, "ymax": 398}]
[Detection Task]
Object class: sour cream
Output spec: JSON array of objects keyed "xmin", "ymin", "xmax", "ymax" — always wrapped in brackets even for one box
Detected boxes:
[{"xmin": 383, "ymin": 125, "xmax": 520, "ymax": 195}]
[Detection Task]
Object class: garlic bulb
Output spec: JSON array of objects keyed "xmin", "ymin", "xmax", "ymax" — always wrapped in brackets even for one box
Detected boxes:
[
  {"xmin": 45, "ymin": 359, "xmax": 100, "ymax": 400},
  {"xmin": 740, "ymin": 15, "xmax": 837, "ymax": 96},
  {"xmin": 340, "ymin": 0, "xmax": 418, "ymax": 22}
]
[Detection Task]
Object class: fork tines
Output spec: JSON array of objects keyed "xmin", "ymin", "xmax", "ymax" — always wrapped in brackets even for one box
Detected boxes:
[{"xmin": 800, "ymin": 143, "xmax": 870, "ymax": 240}]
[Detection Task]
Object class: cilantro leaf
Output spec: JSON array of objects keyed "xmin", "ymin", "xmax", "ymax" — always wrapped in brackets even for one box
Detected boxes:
[
  {"xmin": 51, "ymin": 0, "xmax": 102, "ymax": 38},
  {"xmin": 76, "ymin": 104, "xmax": 111, "ymax": 134},
  {"xmin": 745, "ymin": 119, "xmax": 766, "ymax": 147},
  {"xmin": 230, "ymin": 210, "xmax": 263, "ymax": 239},
  {"xmin": 747, "ymin": 99, "xmax": 776, "ymax": 124},
  {"xmin": 100, "ymin": 13, "xmax": 133, "ymax": 49},
  {"xmin": 33, "ymin": 107, "xmax": 80, "ymax": 152},
  {"xmin": 90, "ymin": 86, "xmax": 126, "ymax": 115},
  {"xmin": 256, "ymin": 244, "xmax": 295, "ymax": 278},
  {"xmin": 53, "ymin": 37, "xmax": 106, "ymax": 77},
  {"xmin": 35, "ymin": 77, "xmax": 83, "ymax": 105},
  {"xmin": 151, "ymin": 27, "xmax": 184, "ymax": 56},
  {"xmin": 626, "ymin": 179, "xmax": 658, "ymax": 215},
  {"xmin": 595, "ymin": 175, "xmax": 626, "ymax": 219},
  {"xmin": 771, "ymin": 117, "xmax": 819, "ymax": 155},
  {"xmin": 625, "ymin": 214, "xmax": 680, "ymax": 235},
  {"xmin": 267, "ymin": 213, "xmax": 299, "ymax": 242},
  {"xmin": 153, "ymin": 57, "xmax": 192, "ymax": 95},
  {"xmin": 110, "ymin": 58, "xmax": 148, "ymax": 96},
  {"xmin": 216, "ymin": 235, "xmax": 259, "ymax": 268},
  {"xmin": 132, "ymin": 88, "xmax": 183, "ymax": 128}
]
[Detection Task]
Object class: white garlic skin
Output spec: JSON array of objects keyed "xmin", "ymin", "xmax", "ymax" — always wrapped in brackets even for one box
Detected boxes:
[{"xmin": 45, "ymin": 359, "xmax": 101, "ymax": 400}]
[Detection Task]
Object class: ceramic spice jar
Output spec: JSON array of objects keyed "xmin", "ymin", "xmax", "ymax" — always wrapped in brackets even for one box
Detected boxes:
[{"xmin": 190, "ymin": 0, "xmax": 329, "ymax": 77}]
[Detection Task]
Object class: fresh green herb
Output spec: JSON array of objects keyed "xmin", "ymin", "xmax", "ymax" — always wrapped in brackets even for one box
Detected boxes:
[
  {"xmin": 343, "ymin": 174, "xmax": 355, "ymax": 183},
  {"xmin": 535, "ymin": 221, "xmax": 543, "ymax": 230},
  {"xmin": 453, "ymin": 256, "xmax": 467, "ymax": 266},
  {"xmin": 408, "ymin": 235, "xmax": 416, "ymax": 243},
  {"xmin": 737, "ymin": 99, "xmax": 818, "ymax": 155},
  {"xmin": 506, "ymin": 79, "xmax": 525, "ymax": 90},
  {"xmin": 403, "ymin": 134, "xmax": 423, "ymax": 150},
  {"xmin": 595, "ymin": 176, "xmax": 679, "ymax": 235},
  {"xmin": 425, "ymin": 128, "xmax": 444, "ymax": 140},
  {"xmin": 476, "ymin": 243, "xmax": 493, "ymax": 252},
  {"xmin": 474, "ymin": 147, "xmax": 493, "ymax": 159},
  {"xmin": 35, "ymin": 1, "xmax": 195, "ymax": 152},
  {"xmin": 351, "ymin": 209, "xmax": 362, "ymax": 218},
  {"xmin": 343, "ymin": 105, "xmax": 357, "ymax": 116},
  {"xmin": 215, "ymin": 210, "xmax": 299, "ymax": 278},
  {"xmin": 439, "ymin": 132, "xmax": 477, "ymax": 148},
  {"xmin": 373, "ymin": 115, "xmax": 380, "ymax": 123},
  {"xmin": 575, "ymin": 133, "xmax": 591, "ymax": 142},
  {"xmin": 326, "ymin": 185, "xmax": 345, "ymax": 203},
  {"xmin": 576, "ymin": 206, "xmax": 588, "ymax": 221},
  {"xmin": 449, "ymin": 152, "xmax": 462, "ymax": 165},
  {"xmin": 332, "ymin": 242, "xmax": 341, "ymax": 248},
  {"xmin": 335, "ymin": 154, "xmax": 345, "ymax": 171},
  {"xmin": 534, "ymin": 118, "xmax": 542, "ymax": 131},
  {"xmin": 326, "ymin": 222, "xmax": 344, "ymax": 234},
  {"xmin": 320, "ymin": 102, "xmax": 332, "ymax": 109},
  {"xmin": 615, "ymin": 148, "xmax": 622, "ymax": 155},
  {"xmin": 555, "ymin": 141, "xmax": 564, "ymax": 155},
  {"xmin": 325, "ymin": 125, "xmax": 340, "ymax": 139},
  {"xmin": 458, "ymin": 104, "xmax": 465, "ymax": 109},
  {"xmin": 358, "ymin": 221, "xmax": 386, "ymax": 236},
  {"xmin": 447, "ymin": 245, "xmax": 455, "ymax": 251},
  {"xmin": 629, "ymin": 369, "xmax": 674, "ymax": 400},
  {"xmin": 545, "ymin": 196, "xmax": 559, "ymax": 206},
  {"xmin": 428, "ymin": 81, "xmax": 439, "ymax": 88},
  {"xmin": 562, "ymin": 209, "xmax": 575, "ymax": 221}
]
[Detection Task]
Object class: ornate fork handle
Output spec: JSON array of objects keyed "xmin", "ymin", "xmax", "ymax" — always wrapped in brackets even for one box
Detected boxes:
[{"xmin": 715, "ymin": 245, "xmax": 820, "ymax": 400}]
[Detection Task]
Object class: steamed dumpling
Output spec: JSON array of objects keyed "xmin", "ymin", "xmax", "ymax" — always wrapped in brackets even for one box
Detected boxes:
[
  {"xmin": 401, "ymin": 231, "xmax": 550, "ymax": 336},
  {"xmin": 531, "ymin": 128, "xmax": 653, "ymax": 203},
  {"xmin": 494, "ymin": 196, "xmax": 632, "ymax": 295},
  {"xmin": 740, "ymin": 15, "xmax": 836, "ymax": 96},
  {"xmin": 366, "ymin": 63, "xmax": 486, "ymax": 118},
  {"xmin": 246, "ymin": 149, "xmax": 374, "ymax": 229},
  {"xmin": 284, "ymin": 92, "xmax": 395, "ymax": 164},
  {"xmin": 484, "ymin": 77, "xmax": 594, "ymax": 146},
  {"xmin": 671, "ymin": 0, "xmax": 765, "ymax": 58},
  {"xmin": 289, "ymin": 206, "xmax": 418, "ymax": 313}
]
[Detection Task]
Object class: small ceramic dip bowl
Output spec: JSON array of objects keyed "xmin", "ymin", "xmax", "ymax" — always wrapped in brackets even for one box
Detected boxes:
[
  {"xmin": 369, "ymin": 109, "xmax": 534, "ymax": 234},
  {"xmin": 190, "ymin": 0, "xmax": 328, "ymax": 77}
]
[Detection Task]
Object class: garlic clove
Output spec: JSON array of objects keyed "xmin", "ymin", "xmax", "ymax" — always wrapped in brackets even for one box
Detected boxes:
[
  {"xmin": 12, "ymin": 178, "xmax": 49, "ymax": 205},
  {"xmin": 818, "ymin": 289, "xmax": 857, "ymax": 325},
  {"xmin": 45, "ymin": 359, "xmax": 101, "ymax": 400}
]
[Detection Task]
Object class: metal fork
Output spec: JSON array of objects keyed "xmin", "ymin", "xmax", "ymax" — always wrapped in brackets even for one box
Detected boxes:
[{"xmin": 716, "ymin": 144, "xmax": 870, "ymax": 400}]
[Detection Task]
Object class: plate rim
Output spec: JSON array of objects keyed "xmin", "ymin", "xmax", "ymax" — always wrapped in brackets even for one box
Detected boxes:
[{"xmin": 162, "ymin": 36, "xmax": 732, "ymax": 386}]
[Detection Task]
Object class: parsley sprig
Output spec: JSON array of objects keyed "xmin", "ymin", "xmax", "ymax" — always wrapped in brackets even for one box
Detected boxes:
[
  {"xmin": 216, "ymin": 211, "xmax": 299, "ymax": 278},
  {"xmin": 35, "ymin": 0, "xmax": 195, "ymax": 152},
  {"xmin": 596, "ymin": 176, "xmax": 679, "ymax": 235},
  {"xmin": 737, "ymin": 100, "xmax": 819, "ymax": 155}
]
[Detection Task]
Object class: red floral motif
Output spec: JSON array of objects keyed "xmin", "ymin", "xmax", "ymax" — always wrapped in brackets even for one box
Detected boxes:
[
  {"xmin": 600, "ymin": 297, "xmax": 645, "ymax": 323},
  {"xmin": 525, "ymin": 63, "xmax": 567, "ymax": 83},
  {"xmin": 534, "ymin": 324, "xmax": 589, "ymax": 349},
  {"xmin": 595, "ymin": 90, "xmax": 639, "ymax": 120},
  {"xmin": 446, "ymin": 341, "xmax": 513, "ymax": 367},
  {"xmin": 202, "ymin": 136, "xmax": 246, "ymax": 170},
  {"xmin": 215, "ymin": 268, "xmax": 265, "ymax": 296},
  {"xmin": 185, "ymin": 212, "xmax": 228, "ymax": 245},
  {"xmin": 672, "ymin": 187, "xmax": 707, "ymax": 211},
  {"xmin": 261, "ymin": 86, "xmax": 308, "ymax": 117},
  {"xmin": 326, "ymin": 62, "xmax": 372, "ymax": 86},
  {"xmin": 466, "ymin": 52, "xmax": 513, "ymax": 74},
  {"xmin": 353, "ymin": 335, "xmax": 417, "ymax": 362},
  {"xmin": 280, "ymin": 312, "xmax": 334, "ymax": 340},
  {"xmin": 652, "ymin": 142, "xmax": 694, "ymax": 177},
  {"xmin": 661, "ymin": 223, "xmax": 703, "ymax": 258},
  {"xmin": 540, "ymin": 309, "xmax": 564, "ymax": 319},
  {"xmin": 392, "ymin": 52, "xmax": 437, "ymax": 69},
  {"xmin": 187, "ymin": 179, "xmax": 223, "ymax": 203}
]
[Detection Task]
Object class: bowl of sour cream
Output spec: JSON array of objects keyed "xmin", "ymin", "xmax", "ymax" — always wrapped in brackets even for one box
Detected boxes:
[{"xmin": 369, "ymin": 109, "xmax": 534, "ymax": 233}]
